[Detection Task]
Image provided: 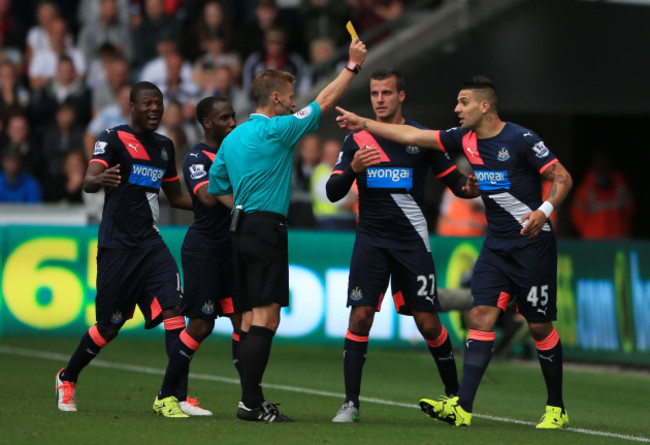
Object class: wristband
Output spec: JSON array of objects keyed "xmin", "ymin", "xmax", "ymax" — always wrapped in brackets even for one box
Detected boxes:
[
  {"xmin": 345, "ymin": 60, "xmax": 361, "ymax": 74},
  {"xmin": 538, "ymin": 201, "xmax": 554, "ymax": 218}
]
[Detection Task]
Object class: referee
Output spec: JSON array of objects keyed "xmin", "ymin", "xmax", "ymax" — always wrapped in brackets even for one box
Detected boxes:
[{"xmin": 208, "ymin": 38, "xmax": 367, "ymax": 423}]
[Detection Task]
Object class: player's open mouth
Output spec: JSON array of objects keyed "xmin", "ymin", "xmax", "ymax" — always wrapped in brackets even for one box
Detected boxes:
[{"xmin": 147, "ymin": 115, "xmax": 161, "ymax": 123}]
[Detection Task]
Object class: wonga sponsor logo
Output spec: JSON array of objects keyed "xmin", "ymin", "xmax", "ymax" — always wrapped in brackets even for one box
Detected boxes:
[
  {"xmin": 366, "ymin": 167, "xmax": 413, "ymax": 190},
  {"xmin": 475, "ymin": 170, "xmax": 510, "ymax": 190},
  {"xmin": 129, "ymin": 164, "xmax": 165, "ymax": 188}
]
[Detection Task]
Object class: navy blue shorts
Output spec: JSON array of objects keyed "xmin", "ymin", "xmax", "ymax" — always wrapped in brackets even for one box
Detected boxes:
[
  {"xmin": 181, "ymin": 251, "xmax": 239, "ymax": 320},
  {"xmin": 95, "ymin": 244, "xmax": 182, "ymax": 330},
  {"xmin": 347, "ymin": 240, "xmax": 441, "ymax": 315},
  {"xmin": 471, "ymin": 232, "xmax": 558, "ymax": 322},
  {"xmin": 232, "ymin": 212, "xmax": 289, "ymax": 310}
]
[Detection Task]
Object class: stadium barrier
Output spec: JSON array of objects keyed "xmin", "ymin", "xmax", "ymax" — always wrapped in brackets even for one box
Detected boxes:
[{"xmin": 0, "ymin": 226, "xmax": 648, "ymax": 366}]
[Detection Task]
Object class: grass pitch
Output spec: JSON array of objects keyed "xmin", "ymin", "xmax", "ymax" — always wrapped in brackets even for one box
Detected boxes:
[{"xmin": 1, "ymin": 336, "xmax": 648, "ymax": 445}]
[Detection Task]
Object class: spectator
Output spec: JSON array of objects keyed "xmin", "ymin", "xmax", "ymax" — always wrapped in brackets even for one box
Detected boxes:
[
  {"xmin": 2, "ymin": 113, "xmax": 38, "ymax": 174},
  {"xmin": 347, "ymin": 0, "xmax": 403, "ymax": 46},
  {"xmin": 91, "ymin": 54, "xmax": 131, "ymax": 115},
  {"xmin": 157, "ymin": 99, "xmax": 199, "ymax": 161},
  {"xmin": 199, "ymin": 65, "xmax": 252, "ymax": 120},
  {"xmin": 60, "ymin": 149, "xmax": 86, "ymax": 203},
  {"xmin": 184, "ymin": 0, "xmax": 234, "ymax": 62},
  {"xmin": 84, "ymin": 83, "xmax": 131, "ymax": 159},
  {"xmin": 436, "ymin": 156, "xmax": 487, "ymax": 237},
  {"xmin": 29, "ymin": 55, "xmax": 92, "ymax": 137},
  {"xmin": 0, "ymin": 143, "xmax": 42, "ymax": 203},
  {"xmin": 77, "ymin": 0, "xmax": 130, "ymax": 32},
  {"xmin": 40, "ymin": 102, "xmax": 85, "ymax": 202},
  {"xmin": 242, "ymin": 27, "xmax": 309, "ymax": 97},
  {"xmin": 235, "ymin": 0, "xmax": 288, "ymax": 58},
  {"xmin": 77, "ymin": 0, "xmax": 132, "ymax": 66},
  {"xmin": 570, "ymin": 151, "xmax": 635, "ymax": 239},
  {"xmin": 288, "ymin": 133, "xmax": 322, "ymax": 228},
  {"xmin": 0, "ymin": 0, "xmax": 27, "ymax": 55},
  {"xmin": 28, "ymin": 17, "xmax": 86, "ymax": 92},
  {"xmin": 192, "ymin": 28, "xmax": 242, "ymax": 85},
  {"xmin": 311, "ymin": 137, "xmax": 357, "ymax": 231},
  {"xmin": 158, "ymin": 52, "xmax": 201, "ymax": 124},
  {"xmin": 140, "ymin": 34, "xmax": 194, "ymax": 87},
  {"xmin": 131, "ymin": 0, "xmax": 182, "ymax": 72},
  {"xmin": 299, "ymin": 0, "xmax": 351, "ymax": 47},
  {"xmin": 0, "ymin": 59, "xmax": 30, "ymax": 110},
  {"xmin": 25, "ymin": 1, "xmax": 71, "ymax": 64},
  {"xmin": 304, "ymin": 37, "xmax": 346, "ymax": 88}
]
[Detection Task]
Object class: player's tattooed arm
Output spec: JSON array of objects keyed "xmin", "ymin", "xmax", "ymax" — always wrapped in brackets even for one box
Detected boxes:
[{"xmin": 540, "ymin": 162, "xmax": 573, "ymax": 208}]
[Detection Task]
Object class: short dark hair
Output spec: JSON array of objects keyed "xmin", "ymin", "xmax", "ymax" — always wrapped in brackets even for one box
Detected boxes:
[
  {"xmin": 461, "ymin": 75, "xmax": 498, "ymax": 107},
  {"xmin": 196, "ymin": 96, "xmax": 229, "ymax": 124},
  {"xmin": 130, "ymin": 81, "xmax": 161, "ymax": 102},
  {"xmin": 250, "ymin": 69, "xmax": 295, "ymax": 107},
  {"xmin": 370, "ymin": 67, "xmax": 405, "ymax": 92}
]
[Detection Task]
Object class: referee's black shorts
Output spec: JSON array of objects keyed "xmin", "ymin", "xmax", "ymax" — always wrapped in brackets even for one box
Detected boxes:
[{"xmin": 232, "ymin": 211, "xmax": 289, "ymax": 310}]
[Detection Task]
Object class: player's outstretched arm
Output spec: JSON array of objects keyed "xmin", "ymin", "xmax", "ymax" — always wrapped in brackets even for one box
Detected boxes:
[
  {"xmin": 83, "ymin": 162, "xmax": 121, "ymax": 193},
  {"xmin": 520, "ymin": 161, "xmax": 573, "ymax": 238},
  {"xmin": 314, "ymin": 39, "xmax": 367, "ymax": 113},
  {"xmin": 335, "ymin": 106, "xmax": 441, "ymax": 150}
]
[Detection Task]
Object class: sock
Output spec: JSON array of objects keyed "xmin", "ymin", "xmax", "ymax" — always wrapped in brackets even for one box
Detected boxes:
[
  {"xmin": 240, "ymin": 325, "xmax": 274, "ymax": 408},
  {"xmin": 61, "ymin": 325, "xmax": 109, "ymax": 383},
  {"xmin": 425, "ymin": 326, "xmax": 459, "ymax": 397},
  {"xmin": 343, "ymin": 330, "xmax": 368, "ymax": 409},
  {"xmin": 535, "ymin": 328, "xmax": 564, "ymax": 409},
  {"xmin": 457, "ymin": 329, "xmax": 495, "ymax": 413},
  {"xmin": 163, "ymin": 316, "xmax": 187, "ymax": 400},
  {"xmin": 159, "ymin": 329, "xmax": 200, "ymax": 399},
  {"xmin": 232, "ymin": 332, "xmax": 242, "ymax": 383}
]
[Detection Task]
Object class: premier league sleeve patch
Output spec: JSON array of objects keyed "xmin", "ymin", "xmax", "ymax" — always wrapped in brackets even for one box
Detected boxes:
[
  {"xmin": 189, "ymin": 164, "xmax": 207, "ymax": 180},
  {"xmin": 93, "ymin": 141, "xmax": 107, "ymax": 155},
  {"xmin": 293, "ymin": 106, "xmax": 313, "ymax": 119},
  {"xmin": 532, "ymin": 141, "xmax": 550, "ymax": 158}
]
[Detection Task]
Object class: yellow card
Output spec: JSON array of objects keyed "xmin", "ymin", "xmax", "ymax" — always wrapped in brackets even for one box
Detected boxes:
[{"xmin": 346, "ymin": 21, "xmax": 358, "ymax": 40}]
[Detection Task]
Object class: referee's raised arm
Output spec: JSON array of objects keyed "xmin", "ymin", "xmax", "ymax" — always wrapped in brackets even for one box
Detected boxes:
[{"xmin": 314, "ymin": 39, "xmax": 367, "ymax": 113}]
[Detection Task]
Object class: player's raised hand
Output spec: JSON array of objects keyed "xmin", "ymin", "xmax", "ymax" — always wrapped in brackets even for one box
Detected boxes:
[
  {"xmin": 348, "ymin": 38, "xmax": 367, "ymax": 66},
  {"xmin": 462, "ymin": 174, "xmax": 480, "ymax": 198},
  {"xmin": 100, "ymin": 164, "xmax": 121, "ymax": 188},
  {"xmin": 336, "ymin": 106, "xmax": 364, "ymax": 131},
  {"xmin": 351, "ymin": 144, "xmax": 381, "ymax": 173},
  {"xmin": 520, "ymin": 209, "xmax": 546, "ymax": 238}
]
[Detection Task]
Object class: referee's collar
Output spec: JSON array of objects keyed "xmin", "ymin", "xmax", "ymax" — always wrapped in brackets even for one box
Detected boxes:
[{"xmin": 249, "ymin": 113, "xmax": 271, "ymax": 120}]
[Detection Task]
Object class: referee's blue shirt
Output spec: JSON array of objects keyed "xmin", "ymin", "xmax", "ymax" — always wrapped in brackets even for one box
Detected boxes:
[{"xmin": 208, "ymin": 101, "xmax": 322, "ymax": 217}]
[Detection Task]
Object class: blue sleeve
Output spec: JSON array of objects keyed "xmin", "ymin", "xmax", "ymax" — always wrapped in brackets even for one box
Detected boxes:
[
  {"xmin": 208, "ymin": 149, "xmax": 232, "ymax": 195},
  {"xmin": 333, "ymin": 132, "xmax": 358, "ymax": 173},
  {"xmin": 271, "ymin": 102, "xmax": 322, "ymax": 148},
  {"xmin": 26, "ymin": 177, "xmax": 42, "ymax": 203},
  {"xmin": 184, "ymin": 151, "xmax": 211, "ymax": 195},
  {"xmin": 90, "ymin": 129, "xmax": 117, "ymax": 167},
  {"xmin": 438, "ymin": 127, "xmax": 465, "ymax": 155},
  {"xmin": 522, "ymin": 131, "xmax": 558, "ymax": 173}
]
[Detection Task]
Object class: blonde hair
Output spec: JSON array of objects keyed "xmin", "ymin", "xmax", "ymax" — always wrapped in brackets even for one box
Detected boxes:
[{"xmin": 250, "ymin": 69, "xmax": 295, "ymax": 107}]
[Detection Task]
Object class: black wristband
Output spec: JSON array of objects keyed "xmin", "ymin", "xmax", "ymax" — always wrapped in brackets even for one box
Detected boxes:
[{"xmin": 345, "ymin": 60, "xmax": 361, "ymax": 74}]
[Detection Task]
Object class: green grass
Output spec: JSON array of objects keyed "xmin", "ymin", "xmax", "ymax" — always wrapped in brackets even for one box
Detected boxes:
[{"xmin": 1, "ymin": 336, "xmax": 648, "ymax": 445}]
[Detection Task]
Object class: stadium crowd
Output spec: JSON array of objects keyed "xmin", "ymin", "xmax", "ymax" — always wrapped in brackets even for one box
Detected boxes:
[{"xmin": 0, "ymin": 0, "xmax": 405, "ymax": 210}]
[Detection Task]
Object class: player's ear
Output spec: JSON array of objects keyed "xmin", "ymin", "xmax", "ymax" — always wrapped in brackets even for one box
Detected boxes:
[{"xmin": 398, "ymin": 90, "xmax": 406, "ymax": 103}]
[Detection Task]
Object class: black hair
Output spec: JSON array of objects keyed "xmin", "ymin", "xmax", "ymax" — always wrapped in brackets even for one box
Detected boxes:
[
  {"xmin": 370, "ymin": 67, "xmax": 405, "ymax": 92},
  {"xmin": 461, "ymin": 75, "xmax": 498, "ymax": 108},
  {"xmin": 196, "ymin": 96, "xmax": 229, "ymax": 124},
  {"xmin": 129, "ymin": 81, "xmax": 161, "ymax": 102}
]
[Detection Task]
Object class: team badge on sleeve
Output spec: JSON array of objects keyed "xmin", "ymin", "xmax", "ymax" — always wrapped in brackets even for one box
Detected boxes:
[
  {"xmin": 189, "ymin": 164, "xmax": 207, "ymax": 180},
  {"xmin": 94, "ymin": 141, "xmax": 107, "ymax": 155}
]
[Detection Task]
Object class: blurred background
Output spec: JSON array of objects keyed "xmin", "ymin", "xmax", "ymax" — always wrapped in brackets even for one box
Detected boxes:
[{"xmin": 0, "ymin": 0, "xmax": 648, "ymax": 367}]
